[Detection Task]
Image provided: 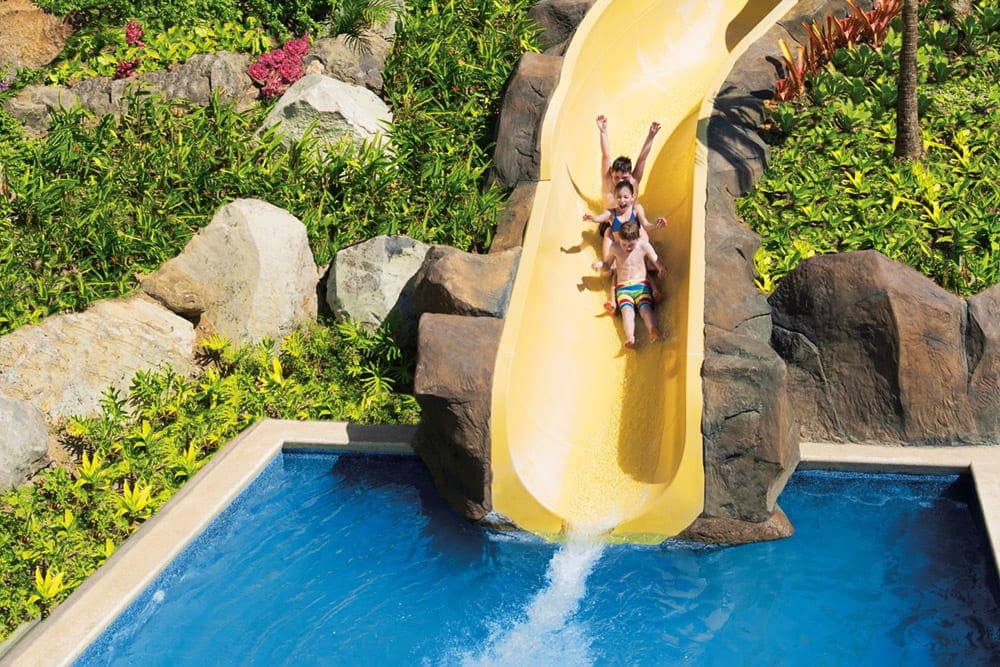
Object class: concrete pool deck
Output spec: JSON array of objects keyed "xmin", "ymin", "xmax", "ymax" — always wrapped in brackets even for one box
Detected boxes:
[{"xmin": 2, "ymin": 420, "xmax": 999, "ymax": 666}]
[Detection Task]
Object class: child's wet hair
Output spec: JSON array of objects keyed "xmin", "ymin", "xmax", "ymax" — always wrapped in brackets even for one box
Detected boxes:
[
  {"xmin": 611, "ymin": 156, "xmax": 632, "ymax": 174},
  {"xmin": 619, "ymin": 220, "xmax": 640, "ymax": 240},
  {"xmin": 614, "ymin": 180, "xmax": 634, "ymax": 194}
]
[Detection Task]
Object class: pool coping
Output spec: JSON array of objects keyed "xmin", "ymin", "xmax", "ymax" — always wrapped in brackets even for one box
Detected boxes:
[{"xmin": 2, "ymin": 422, "xmax": 999, "ymax": 666}]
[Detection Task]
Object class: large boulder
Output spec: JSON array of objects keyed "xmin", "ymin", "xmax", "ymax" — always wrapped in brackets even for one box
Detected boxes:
[
  {"xmin": 0, "ymin": 395, "xmax": 49, "ymax": 490},
  {"xmin": 413, "ymin": 246, "xmax": 520, "ymax": 318},
  {"xmin": 140, "ymin": 198, "xmax": 318, "ymax": 345},
  {"xmin": 257, "ymin": 74, "xmax": 392, "ymax": 151},
  {"xmin": 529, "ymin": 0, "xmax": 595, "ymax": 54},
  {"xmin": 696, "ymin": 32, "xmax": 800, "ymax": 532},
  {"xmin": 0, "ymin": 0, "xmax": 72, "ymax": 75},
  {"xmin": 0, "ymin": 296, "xmax": 197, "ymax": 423},
  {"xmin": 769, "ymin": 250, "xmax": 992, "ymax": 445},
  {"xmin": 491, "ymin": 52, "xmax": 563, "ymax": 188},
  {"xmin": 303, "ymin": 20, "xmax": 397, "ymax": 94},
  {"xmin": 325, "ymin": 235, "xmax": 431, "ymax": 348},
  {"xmin": 413, "ymin": 314, "xmax": 503, "ymax": 521}
]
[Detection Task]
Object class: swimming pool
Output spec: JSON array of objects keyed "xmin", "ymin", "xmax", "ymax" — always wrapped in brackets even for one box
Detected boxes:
[{"xmin": 75, "ymin": 451, "xmax": 1000, "ymax": 665}]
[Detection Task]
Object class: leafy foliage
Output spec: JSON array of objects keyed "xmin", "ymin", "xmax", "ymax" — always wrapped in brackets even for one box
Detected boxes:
[
  {"xmin": 0, "ymin": 0, "xmax": 541, "ymax": 641},
  {"xmin": 0, "ymin": 0, "xmax": 539, "ymax": 335},
  {"xmin": 0, "ymin": 322, "xmax": 418, "ymax": 635},
  {"xmin": 46, "ymin": 18, "xmax": 273, "ymax": 84},
  {"xmin": 35, "ymin": 0, "xmax": 369, "ymax": 40},
  {"xmin": 740, "ymin": 0, "xmax": 1000, "ymax": 296}
]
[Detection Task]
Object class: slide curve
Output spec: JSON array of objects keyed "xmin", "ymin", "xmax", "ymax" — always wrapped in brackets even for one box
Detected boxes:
[{"xmin": 490, "ymin": 0, "xmax": 793, "ymax": 541}]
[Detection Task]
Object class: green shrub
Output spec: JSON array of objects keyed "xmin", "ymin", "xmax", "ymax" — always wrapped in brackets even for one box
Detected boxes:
[
  {"xmin": 740, "ymin": 0, "xmax": 1000, "ymax": 296},
  {"xmin": 0, "ymin": 321, "xmax": 418, "ymax": 635}
]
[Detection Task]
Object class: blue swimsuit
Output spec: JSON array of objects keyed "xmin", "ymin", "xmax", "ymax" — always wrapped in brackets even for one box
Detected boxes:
[{"xmin": 610, "ymin": 207, "xmax": 638, "ymax": 233}]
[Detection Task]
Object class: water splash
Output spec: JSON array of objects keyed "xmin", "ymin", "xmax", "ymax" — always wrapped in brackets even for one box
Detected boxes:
[{"xmin": 461, "ymin": 530, "xmax": 607, "ymax": 666}]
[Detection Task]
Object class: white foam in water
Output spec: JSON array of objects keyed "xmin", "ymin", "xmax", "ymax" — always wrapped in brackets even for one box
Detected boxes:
[{"xmin": 461, "ymin": 530, "xmax": 607, "ymax": 667}]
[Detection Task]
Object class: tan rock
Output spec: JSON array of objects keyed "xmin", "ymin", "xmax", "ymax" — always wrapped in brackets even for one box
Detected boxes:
[{"xmin": 0, "ymin": 0, "xmax": 73, "ymax": 73}]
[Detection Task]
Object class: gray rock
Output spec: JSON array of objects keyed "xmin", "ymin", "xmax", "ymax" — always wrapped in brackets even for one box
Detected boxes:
[
  {"xmin": 529, "ymin": 0, "xmax": 595, "ymax": 54},
  {"xmin": 139, "ymin": 51, "xmax": 258, "ymax": 110},
  {"xmin": 769, "ymin": 250, "xmax": 987, "ymax": 445},
  {"xmin": 3, "ymin": 84, "xmax": 80, "ymax": 136},
  {"xmin": 413, "ymin": 246, "xmax": 520, "ymax": 318},
  {"xmin": 491, "ymin": 52, "xmax": 563, "ymax": 188},
  {"xmin": 326, "ymin": 235, "xmax": 430, "ymax": 348},
  {"xmin": 0, "ymin": 395, "xmax": 49, "ymax": 491},
  {"xmin": 257, "ymin": 74, "xmax": 392, "ymax": 151},
  {"xmin": 0, "ymin": 296, "xmax": 197, "ymax": 422},
  {"xmin": 413, "ymin": 313, "xmax": 503, "ymax": 521},
  {"xmin": 141, "ymin": 198, "xmax": 318, "ymax": 345},
  {"xmin": 303, "ymin": 28, "xmax": 394, "ymax": 93}
]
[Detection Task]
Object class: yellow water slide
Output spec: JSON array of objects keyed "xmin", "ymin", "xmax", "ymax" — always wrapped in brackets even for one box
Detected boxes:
[{"xmin": 490, "ymin": 0, "xmax": 792, "ymax": 540}]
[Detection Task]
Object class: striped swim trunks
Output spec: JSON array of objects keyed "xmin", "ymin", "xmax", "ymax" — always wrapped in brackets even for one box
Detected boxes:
[{"xmin": 615, "ymin": 279, "xmax": 653, "ymax": 312}]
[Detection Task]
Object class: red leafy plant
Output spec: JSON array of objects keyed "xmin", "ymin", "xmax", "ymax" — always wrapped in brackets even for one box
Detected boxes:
[
  {"xmin": 774, "ymin": 0, "xmax": 904, "ymax": 101},
  {"xmin": 248, "ymin": 34, "xmax": 311, "ymax": 99}
]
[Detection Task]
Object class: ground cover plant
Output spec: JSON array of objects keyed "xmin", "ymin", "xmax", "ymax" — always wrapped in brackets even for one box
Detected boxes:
[
  {"xmin": 0, "ymin": 0, "xmax": 539, "ymax": 334},
  {"xmin": 0, "ymin": 0, "xmax": 540, "ymax": 640},
  {"xmin": 740, "ymin": 0, "xmax": 1000, "ymax": 295},
  {"xmin": 0, "ymin": 320, "xmax": 418, "ymax": 634}
]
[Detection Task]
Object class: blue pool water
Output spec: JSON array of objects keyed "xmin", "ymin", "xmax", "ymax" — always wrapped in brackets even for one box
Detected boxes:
[{"xmin": 78, "ymin": 453, "xmax": 1000, "ymax": 665}]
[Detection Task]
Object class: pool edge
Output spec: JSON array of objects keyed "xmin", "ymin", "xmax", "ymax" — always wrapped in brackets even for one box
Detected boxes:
[
  {"xmin": 3, "ymin": 431, "xmax": 998, "ymax": 666},
  {"xmin": 799, "ymin": 441, "xmax": 1000, "ymax": 583}
]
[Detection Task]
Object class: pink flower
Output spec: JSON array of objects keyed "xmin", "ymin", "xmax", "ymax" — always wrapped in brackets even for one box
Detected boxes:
[
  {"xmin": 248, "ymin": 62, "xmax": 270, "ymax": 82},
  {"xmin": 114, "ymin": 58, "xmax": 140, "ymax": 79},
  {"xmin": 261, "ymin": 80, "xmax": 286, "ymax": 99},
  {"xmin": 283, "ymin": 34, "xmax": 310, "ymax": 58},
  {"xmin": 125, "ymin": 19, "xmax": 145, "ymax": 47},
  {"xmin": 277, "ymin": 61, "xmax": 303, "ymax": 84},
  {"xmin": 267, "ymin": 48, "xmax": 286, "ymax": 65}
]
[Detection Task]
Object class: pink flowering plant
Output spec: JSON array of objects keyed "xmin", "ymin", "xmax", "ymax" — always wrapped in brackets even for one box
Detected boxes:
[
  {"xmin": 248, "ymin": 34, "xmax": 310, "ymax": 98},
  {"xmin": 112, "ymin": 19, "xmax": 146, "ymax": 79}
]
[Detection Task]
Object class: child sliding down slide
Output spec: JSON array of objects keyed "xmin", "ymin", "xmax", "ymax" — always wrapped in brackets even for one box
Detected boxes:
[{"xmin": 597, "ymin": 220, "xmax": 667, "ymax": 349}]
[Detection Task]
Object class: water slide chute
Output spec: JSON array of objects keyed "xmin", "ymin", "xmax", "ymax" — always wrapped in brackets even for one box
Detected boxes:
[{"xmin": 490, "ymin": 0, "xmax": 793, "ymax": 540}]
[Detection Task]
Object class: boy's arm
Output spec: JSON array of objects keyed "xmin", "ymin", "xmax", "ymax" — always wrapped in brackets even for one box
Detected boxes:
[
  {"xmin": 597, "ymin": 115, "xmax": 612, "ymax": 176},
  {"xmin": 631, "ymin": 121, "xmax": 661, "ymax": 184},
  {"xmin": 643, "ymin": 242, "xmax": 668, "ymax": 277}
]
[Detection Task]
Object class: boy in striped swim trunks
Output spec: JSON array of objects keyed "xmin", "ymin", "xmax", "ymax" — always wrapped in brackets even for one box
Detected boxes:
[{"xmin": 596, "ymin": 220, "xmax": 667, "ymax": 349}]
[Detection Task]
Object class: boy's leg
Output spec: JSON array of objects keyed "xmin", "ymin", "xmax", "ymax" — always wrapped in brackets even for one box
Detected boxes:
[
  {"xmin": 604, "ymin": 270, "xmax": 616, "ymax": 314},
  {"xmin": 638, "ymin": 305, "xmax": 661, "ymax": 341},
  {"xmin": 621, "ymin": 305, "xmax": 637, "ymax": 348}
]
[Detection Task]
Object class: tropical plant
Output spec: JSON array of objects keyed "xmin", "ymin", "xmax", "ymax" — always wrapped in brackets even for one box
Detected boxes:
[
  {"xmin": 775, "ymin": 0, "xmax": 904, "ymax": 101},
  {"xmin": 742, "ymin": 0, "xmax": 1000, "ymax": 296}
]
